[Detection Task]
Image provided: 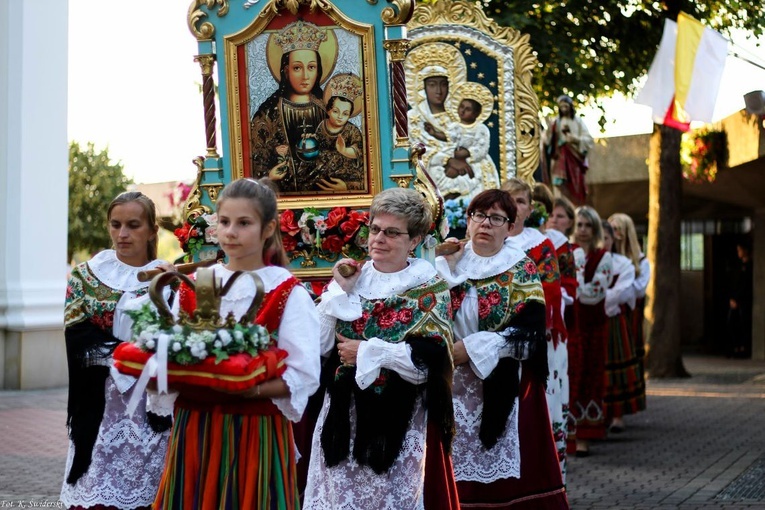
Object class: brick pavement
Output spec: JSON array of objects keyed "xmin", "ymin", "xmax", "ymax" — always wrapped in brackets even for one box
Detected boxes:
[{"xmin": 0, "ymin": 354, "xmax": 763, "ymax": 509}]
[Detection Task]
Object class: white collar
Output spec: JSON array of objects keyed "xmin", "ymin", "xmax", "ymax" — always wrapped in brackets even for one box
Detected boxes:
[
  {"xmin": 453, "ymin": 241, "xmax": 526, "ymax": 280},
  {"xmin": 506, "ymin": 227, "xmax": 547, "ymax": 252},
  {"xmin": 545, "ymin": 228, "xmax": 569, "ymax": 249},
  {"xmin": 354, "ymin": 258, "xmax": 437, "ymax": 299},
  {"xmin": 210, "ymin": 264, "xmax": 293, "ymax": 300},
  {"xmin": 87, "ymin": 250, "xmax": 163, "ymax": 292}
]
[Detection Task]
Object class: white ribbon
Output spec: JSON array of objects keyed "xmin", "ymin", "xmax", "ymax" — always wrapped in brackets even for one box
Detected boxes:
[{"xmin": 126, "ymin": 333, "xmax": 171, "ymax": 417}]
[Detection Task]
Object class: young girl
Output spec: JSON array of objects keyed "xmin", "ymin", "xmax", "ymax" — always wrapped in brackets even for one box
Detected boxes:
[{"xmin": 153, "ymin": 178, "xmax": 321, "ymax": 510}]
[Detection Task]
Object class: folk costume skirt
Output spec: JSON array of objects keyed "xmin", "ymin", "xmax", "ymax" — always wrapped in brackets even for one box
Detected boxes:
[
  {"xmin": 154, "ymin": 397, "xmax": 298, "ymax": 510},
  {"xmin": 604, "ymin": 309, "xmax": 646, "ymax": 419},
  {"xmin": 457, "ymin": 371, "xmax": 569, "ymax": 509}
]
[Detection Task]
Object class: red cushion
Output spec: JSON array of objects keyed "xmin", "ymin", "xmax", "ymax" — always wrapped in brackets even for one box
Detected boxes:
[{"xmin": 113, "ymin": 342, "xmax": 288, "ymax": 392}]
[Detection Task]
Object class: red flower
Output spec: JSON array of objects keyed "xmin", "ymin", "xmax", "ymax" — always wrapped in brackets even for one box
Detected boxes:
[
  {"xmin": 372, "ymin": 301, "xmax": 386, "ymax": 316},
  {"xmin": 280, "ymin": 210, "xmax": 300, "ymax": 236},
  {"xmin": 450, "ymin": 287, "xmax": 466, "ymax": 312},
  {"xmin": 90, "ymin": 310, "xmax": 115, "ymax": 331},
  {"xmin": 174, "ymin": 223, "xmax": 191, "ymax": 246},
  {"xmin": 488, "ymin": 291, "xmax": 501, "ymax": 305},
  {"xmin": 377, "ymin": 307, "xmax": 398, "ymax": 329},
  {"xmin": 325, "ymin": 207, "xmax": 348, "ymax": 229},
  {"xmin": 340, "ymin": 210, "xmax": 369, "ymax": 241},
  {"xmin": 398, "ymin": 308, "xmax": 413, "ymax": 324},
  {"xmin": 321, "ymin": 234, "xmax": 344, "ymax": 253},
  {"xmin": 282, "ymin": 235, "xmax": 297, "ymax": 252},
  {"xmin": 478, "ymin": 297, "xmax": 491, "ymax": 319},
  {"xmin": 524, "ymin": 260, "xmax": 538, "ymax": 275},
  {"xmin": 352, "ymin": 312, "xmax": 369, "ymax": 335}
]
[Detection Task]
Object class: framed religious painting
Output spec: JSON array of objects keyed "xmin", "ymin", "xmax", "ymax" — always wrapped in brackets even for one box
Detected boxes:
[
  {"xmin": 406, "ymin": 0, "xmax": 540, "ymax": 202},
  {"xmin": 224, "ymin": 8, "xmax": 382, "ymax": 209},
  {"xmin": 182, "ymin": 0, "xmax": 419, "ymax": 276}
]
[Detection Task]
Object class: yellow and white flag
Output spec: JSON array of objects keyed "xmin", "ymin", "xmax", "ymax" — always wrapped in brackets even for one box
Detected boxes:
[{"xmin": 636, "ymin": 13, "xmax": 728, "ymax": 130}]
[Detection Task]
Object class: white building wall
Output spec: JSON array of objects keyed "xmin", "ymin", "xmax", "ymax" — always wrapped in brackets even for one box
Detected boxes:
[{"xmin": 0, "ymin": 0, "xmax": 69, "ymax": 388}]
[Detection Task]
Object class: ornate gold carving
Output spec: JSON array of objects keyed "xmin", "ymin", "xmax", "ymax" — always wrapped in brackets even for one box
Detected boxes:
[
  {"xmin": 187, "ymin": 0, "xmax": 229, "ymax": 41},
  {"xmin": 389, "ymin": 174, "xmax": 414, "ymax": 188},
  {"xmin": 410, "ymin": 143, "xmax": 444, "ymax": 227},
  {"xmin": 185, "ymin": 157, "xmax": 213, "ymax": 222},
  {"xmin": 381, "ymin": 0, "xmax": 415, "ymax": 26},
  {"xmin": 382, "ymin": 39, "xmax": 410, "ymax": 61},
  {"xmin": 262, "ymin": 0, "xmax": 333, "ymax": 16},
  {"xmin": 201, "ymin": 183, "xmax": 225, "ymax": 204},
  {"xmin": 194, "ymin": 54, "xmax": 215, "ymax": 76},
  {"xmin": 409, "ymin": 0, "xmax": 540, "ymax": 184}
]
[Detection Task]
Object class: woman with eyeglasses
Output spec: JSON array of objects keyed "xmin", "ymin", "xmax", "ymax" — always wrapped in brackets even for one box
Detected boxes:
[
  {"xmin": 502, "ymin": 177, "xmax": 570, "ymax": 483},
  {"xmin": 304, "ymin": 187, "xmax": 458, "ymax": 510},
  {"xmin": 436, "ymin": 189, "xmax": 569, "ymax": 509},
  {"xmin": 568, "ymin": 206, "xmax": 613, "ymax": 457}
]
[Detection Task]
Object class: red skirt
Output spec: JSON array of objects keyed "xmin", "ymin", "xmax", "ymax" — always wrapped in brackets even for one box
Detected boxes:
[{"xmin": 456, "ymin": 371, "xmax": 569, "ymax": 509}]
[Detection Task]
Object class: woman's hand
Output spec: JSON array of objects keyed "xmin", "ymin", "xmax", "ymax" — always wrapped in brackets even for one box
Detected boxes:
[
  {"xmin": 268, "ymin": 160, "xmax": 289, "ymax": 181},
  {"xmin": 155, "ymin": 262, "xmax": 175, "ymax": 273},
  {"xmin": 452, "ymin": 340, "xmax": 469, "ymax": 365},
  {"xmin": 316, "ymin": 177, "xmax": 348, "ymax": 192},
  {"xmin": 336, "ymin": 332, "xmax": 361, "ymax": 366},
  {"xmin": 440, "ymin": 237, "xmax": 465, "ymax": 271},
  {"xmin": 333, "ymin": 258, "xmax": 365, "ymax": 293}
]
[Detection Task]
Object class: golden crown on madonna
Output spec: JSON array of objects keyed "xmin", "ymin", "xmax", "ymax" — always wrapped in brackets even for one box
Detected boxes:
[
  {"xmin": 325, "ymin": 73, "xmax": 363, "ymax": 103},
  {"xmin": 274, "ymin": 20, "xmax": 328, "ymax": 54}
]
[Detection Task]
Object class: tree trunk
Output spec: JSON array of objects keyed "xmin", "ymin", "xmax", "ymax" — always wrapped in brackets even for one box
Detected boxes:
[{"xmin": 645, "ymin": 124, "xmax": 690, "ymax": 378}]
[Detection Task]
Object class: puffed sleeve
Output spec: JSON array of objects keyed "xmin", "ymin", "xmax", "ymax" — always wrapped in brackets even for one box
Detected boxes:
[
  {"xmin": 605, "ymin": 260, "xmax": 635, "ymax": 317},
  {"xmin": 272, "ymin": 285, "xmax": 322, "ymax": 422},
  {"xmin": 315, "ymin": 280, "xmax": 362, "ymax": 356}
]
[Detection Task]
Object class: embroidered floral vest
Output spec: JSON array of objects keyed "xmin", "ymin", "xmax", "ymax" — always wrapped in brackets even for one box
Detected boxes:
[
  {"xmin": 451, "ymin": 257, "xmax": 545, "ymax": 333},
  {"xmin": 334, "ymin": 276, "xmax": 452, "ymax": 392}
]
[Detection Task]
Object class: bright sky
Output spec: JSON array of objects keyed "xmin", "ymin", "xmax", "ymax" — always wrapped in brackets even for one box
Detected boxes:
[
  {"xmin": 67, "ymin": 1, "xmax": 765, "ymax": 183},
  {"xmin": 68, "ymin": 1, "xmax": 203, "ymax": 185}
]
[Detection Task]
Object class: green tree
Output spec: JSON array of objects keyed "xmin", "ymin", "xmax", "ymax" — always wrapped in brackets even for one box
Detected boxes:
[
  {"xmin": 417, "ymin": 0, "xmax": 765, "ymax": 377},
  {"xmin": 68, "ymin": 141, "xmax": 134, "ymax": 261}
]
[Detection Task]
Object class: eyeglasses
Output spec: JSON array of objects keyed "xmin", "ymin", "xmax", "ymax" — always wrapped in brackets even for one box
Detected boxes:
[
  {"xmin": 369, "ymin": 224, "xmax": 410, "ymax": 238},
  {"xmin": 469, "ymin": 211, "xmax": 510, "ymax": 227}
]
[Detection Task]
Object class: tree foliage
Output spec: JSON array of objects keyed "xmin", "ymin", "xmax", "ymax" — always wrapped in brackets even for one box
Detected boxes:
[
  {"xmin": 68, "ymin": 141, "xmax": 134, "ymax": 260},
  {"xmin": 471, "ymin": 0, "xmax": 765, "ymax": 113}
]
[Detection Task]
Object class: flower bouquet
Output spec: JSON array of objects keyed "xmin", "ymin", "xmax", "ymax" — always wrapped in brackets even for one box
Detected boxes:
[
  {"xmin": 174, "ymin": 212, "xmax": 219, "ymax": 262},
  {"xmin": 280, "ymin": 206, "xmax": 369, "ymax": 266},
  {"xmin": 113, "ymin": 269, "xmax": 287, "ymax": 393}
]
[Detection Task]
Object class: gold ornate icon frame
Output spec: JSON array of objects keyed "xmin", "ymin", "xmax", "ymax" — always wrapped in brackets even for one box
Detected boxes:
[
  {"xmin": 224, "ymin": 5, "xmax": 382, "ymax": 209},
  {"xmin": 407, "ymin": 0, "xmax": 540, "ymax": 184}
]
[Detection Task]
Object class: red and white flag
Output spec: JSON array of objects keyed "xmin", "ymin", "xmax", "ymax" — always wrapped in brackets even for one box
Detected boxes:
[{"xmin": 635, "ymin": 13, "xmax": 728, "ymax": 131}]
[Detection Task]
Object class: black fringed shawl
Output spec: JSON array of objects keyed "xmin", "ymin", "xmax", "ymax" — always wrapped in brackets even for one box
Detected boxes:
[
  {"xmin": 451, "ymin": 258, "xmax": 548, "ymax": 450},
  {"xmin": 479, "ymin": 300, "xmax": 546, "ymax": 449},
  {"xmin": 320, "ymin": 334, "xmax": 454, "ymax": 475},
  {"xmin": 64, "ymin": 320, "xmax": 120, "ymax": 484}
]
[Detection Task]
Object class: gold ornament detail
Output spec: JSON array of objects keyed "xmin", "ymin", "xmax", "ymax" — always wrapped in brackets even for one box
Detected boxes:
[
  {"xmin": 201, "ymin": 183, "xmax": 225, "ymax": 204},
  {"xmin": 187, "ymin": 0, "xmax": 229, "ymax": 41},
  {"xmin": 389, "ymin": 174, "xmax": 415, "ymax": 188},
  {"xmin": 410, "ymin": 143, "xmax": 444, "ymax": 228},
  {"xmin": 194, "ymin": 54, "xmax": 215, "ymax": 76},
  {"xmin": 262, "ymin": 0, "xmax": 333, "ymax": 16},
  {"xmin": 382, "ymin": 39, "xmax": 410, "ymax": 61},
  {"xmin": 408, "ymin": 0, "xmax": 540, "ymax": 184},
  {"xmin": 184, "ymin": 157, "xmax": 213, "ymax": 222},
  {"xmin": 381, "ymin": 0, "xmax": 415, "ymax": 26}
]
